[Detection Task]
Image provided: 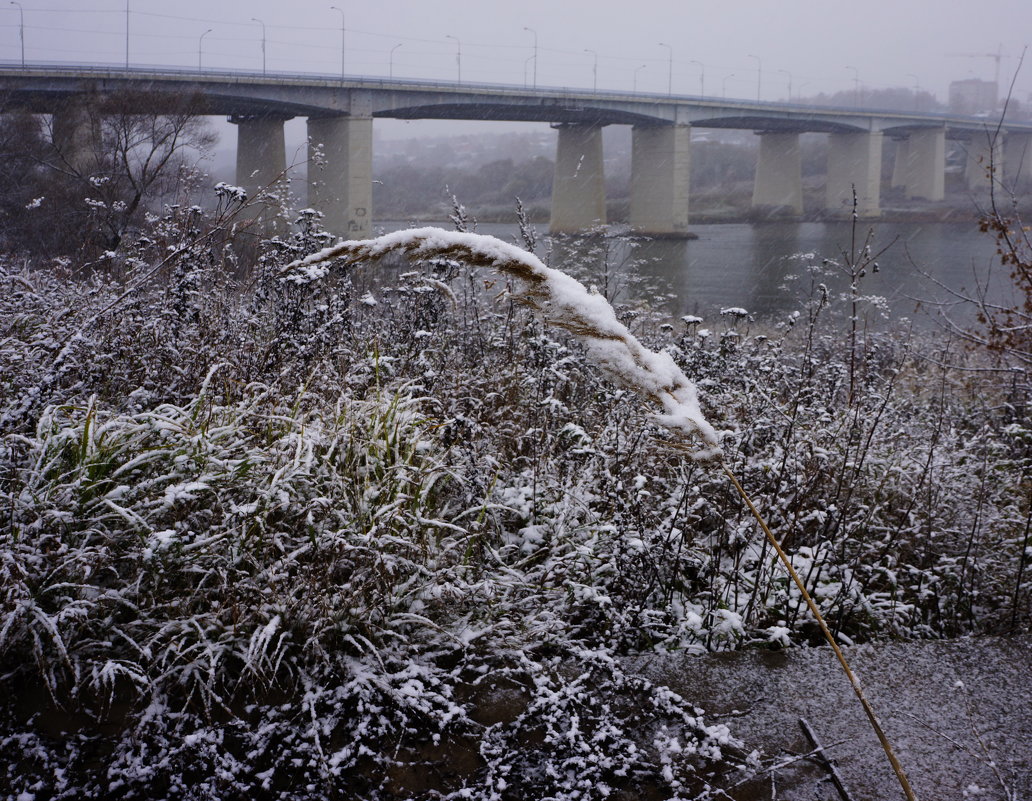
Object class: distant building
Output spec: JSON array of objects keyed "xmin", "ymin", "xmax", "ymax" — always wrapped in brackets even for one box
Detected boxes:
[{"xmin": 949, "ymin": 79, "xmax": 997, "ymax": 114}]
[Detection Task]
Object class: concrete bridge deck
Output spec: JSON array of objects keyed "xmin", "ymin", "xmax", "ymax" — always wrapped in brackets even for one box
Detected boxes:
[{"xmin": 3, "ymin": 62, "xmax": 1027, "ymax": 133}]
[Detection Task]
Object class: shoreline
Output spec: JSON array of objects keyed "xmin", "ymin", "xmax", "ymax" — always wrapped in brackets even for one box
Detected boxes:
[{"xmin": 377, "ymin": 203, "xmax": 1019, "ymax": 229}]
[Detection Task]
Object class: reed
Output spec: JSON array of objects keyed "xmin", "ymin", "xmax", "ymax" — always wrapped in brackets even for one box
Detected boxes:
[{"xmin": 283, "ymin": 227, "xmax": 721, "ymax": 460}]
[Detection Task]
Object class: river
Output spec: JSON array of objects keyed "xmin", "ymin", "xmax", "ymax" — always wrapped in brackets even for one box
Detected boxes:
[{"xmin": 382, "ymin": 219, "xmax": 1011, "ymax": 328}]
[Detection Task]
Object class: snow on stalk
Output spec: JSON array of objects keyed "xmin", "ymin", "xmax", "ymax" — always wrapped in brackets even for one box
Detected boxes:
[{"xmin": 282, "ymin": 227, "xmax": 722, "ymax": 461}]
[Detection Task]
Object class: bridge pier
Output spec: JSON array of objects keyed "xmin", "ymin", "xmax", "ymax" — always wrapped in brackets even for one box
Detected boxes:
[
  {"xmin": 231, "ymin": 113, "xmax": 291, "ymax": 228},
  {"xmin": 751, "ymin": 132, "xmax": 803, "ymax": 216},
  {"xmin": 826, "ymin": 131, "xmax": 883, "ymax": 217},
  {"xmin": 550, "ymin": 123, "xmax": 606, "ymax": 234},
  {"xmin": 1003, "ymin": 131, "xmax": 1032, "ymax": 190},
  {"xmin": 963, "ymin": 133, "xmax": 1001, "ymax": 190},
  {"xmin": 893, "ymin": 129, "xmax": 945, "ymax": 200},
  {"xmin": 307, "ymin": 115, "xmax": 373, "ymax": 239},
  {"xmin": 629, "ymin": 123, "xmax": 691, "ymax": 235},
  {"xmin": 51, "ymin": 100, "xmax": 100, "ymax": 174},
  {"xmin": 890, "ymin": 138, "xmax": 908, "ymax": 191}
]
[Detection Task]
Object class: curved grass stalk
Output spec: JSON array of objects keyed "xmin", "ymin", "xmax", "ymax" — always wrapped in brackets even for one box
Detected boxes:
[{"xmin": 282, "ymin": 227, "xmax": 721, "ymax": 461}]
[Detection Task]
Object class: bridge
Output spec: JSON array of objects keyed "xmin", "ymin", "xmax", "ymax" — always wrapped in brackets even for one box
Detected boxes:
[{"xmin": 2, "ymin": 64, "xmax": 1031, "ymax": 237}]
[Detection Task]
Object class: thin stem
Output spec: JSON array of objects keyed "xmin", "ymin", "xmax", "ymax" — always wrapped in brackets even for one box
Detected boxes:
[
  {"xmin": 722, "ymin": 463, "xmax": 918, "ymax": 801},
  {"xmin": 1010, "ymin": 492, "xmax": 1032, "ymax": 633}
]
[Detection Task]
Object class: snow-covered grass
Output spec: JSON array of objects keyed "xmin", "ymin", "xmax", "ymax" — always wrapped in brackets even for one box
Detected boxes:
[{"xmin": 0, "ymin": 201, "xmax": 1028, "ymax": 799}]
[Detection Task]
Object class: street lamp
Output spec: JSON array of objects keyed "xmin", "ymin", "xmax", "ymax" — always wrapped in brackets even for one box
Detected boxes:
[
  {"xmin": 778, "ymin": 68, "xmax": 792, "ymax": 102},
  {"xmin": 748, "ymin": 53, "xmax": 761, "ymax": 101},
  {"xmin": 10, "ymin": 1, "xmax": 23, "ymax": 68},
  {"xmin": 445, "ymin": 34, "xmax": 461, "ymax": 83},
  {"xmin": 633, "ymin": 63, "xmax": 646, "ymax": 93},
  {"xmin": 523, "ymin": 55, "xmax": 534, "ymax": 89},
  {"xmin": 330, "ymin": 6, "xmax": 345, "ymax": 81},
  {"xmin": 689, "ymin": 59, "xmax": 705, "ymax": 96},
  {"xmin": 722, "ymin": 73, "xmax": 735, "ymax": 99},
  {"xmin": 585, "ymin": 48, "xmax": 597, "ymax": 92},
  {"xmin": 198, "ymin": 28, "xmax": 212, "ymax": 71},
  {"xmin": 523, "ymin": 26, "xmax": 537, "ymax": 89},
  {"xmin": 659, "ymin": 42, "xmax": 672, "ymax": 95},
  {"xmin": 124, "ymin": 0, "xmax": 129, "ymax": 70},
  {"xmin": 846, "ymin": 65, "xmax": 859, "ymax": 106},
  {"xmin": 906, "ymin": 73, "xmax": 920, "ymax": 109},
  {"xmin": 252, "ymin": 17, "xmax": 266, "ymax": 75},
  {"xmin": 389, "ymin": 43, "xmax": 402, "ymax": 79}
]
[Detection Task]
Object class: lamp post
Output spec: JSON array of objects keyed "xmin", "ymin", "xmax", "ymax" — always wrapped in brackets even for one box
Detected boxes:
[
  {"xmin": 523, "ymin": 26, "xmax": 537, "ymax": 89},
  {"xmin": 330, "ymin": 6, "xmax": 344, "ymax": 81},
  {"xmin": 748, "ymin": 53, "xmax": 761, "ymax": 101},
  {"xmin": 523, "ymin": 55, "xmax": 534, "ymax": 89},
  {"xmin": 124, "ymin": 0, "xmax": 129, "ymax": 70},
  {"xmin": 689, "ymin": 59, "xmax": 705, "ymax": 96},
  {"xmin": 659, "ymin": 42, "xmax": 672, "ymax": 95},
  {"xmin": 10, "ymin": 1, "xmax": 23, "ymax": 68},
  {"xmin": 846, "ymin": 65, "xmax": 859, "ymax": 106},
  {"xmin": 251, "ymin": 17, "xmax": 266, "ymax": 75},
  {"xmin": 906, "ymin": 73, "xmax": 920, "ymax": 109},
  {"xmin": 198, "ymin": 28, "xmax": 212, "ymax": 71},
  {"xmin": 633, "ymin": 63, "xmax": 646, "ymax": 93},
  {"xmin": 585, "ymin": 48, "xmax": 597, "ymax": 91},
  {"xmin": 389, "ymin": 43, "xmax": 402, "ymax": 79},
  {"xmin": 445, "ymin": 34, "xmax": 461, "ymax": 83},
  {"xmin": 722, "ymin": 73, "xmax": 735, "ymax": 99},
  {"xmin": 778, "ymin": 68, "xmax": 792, "ymax": 102}
]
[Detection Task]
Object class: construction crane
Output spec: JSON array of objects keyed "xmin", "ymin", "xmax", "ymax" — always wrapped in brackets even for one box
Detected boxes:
[{"xmin": 947, "ymin": 47, "xmax": 1003, "ymax": 87}]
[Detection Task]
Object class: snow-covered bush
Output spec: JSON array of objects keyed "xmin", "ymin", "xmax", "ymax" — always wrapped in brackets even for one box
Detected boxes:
[{"xmin": 0, "ymin": 198, "xmax": 1028, "ymax": 798}]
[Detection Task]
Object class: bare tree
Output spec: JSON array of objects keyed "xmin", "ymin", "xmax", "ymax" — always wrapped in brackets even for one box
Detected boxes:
[
  {"xmin": 1, "ymin": 90, "xmax": 216, "ymax": 255},
  {"xmin": 922, "ymin": 55, "xmax": 1032, "ymax": 372}
]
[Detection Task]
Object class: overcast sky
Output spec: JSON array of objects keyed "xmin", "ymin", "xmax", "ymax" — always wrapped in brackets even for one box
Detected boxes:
[{"xmin": 4, "ymin": 0, "xmax": 1029, "ymax": 101}]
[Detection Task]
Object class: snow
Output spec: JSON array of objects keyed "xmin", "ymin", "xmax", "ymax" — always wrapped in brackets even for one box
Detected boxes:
[
  {"xmin": 284, "ymin": 228, "xmax": 722, "ymax": 460},
  {"xmin": 213, "ymin": 182, "xmax": 247, "ymax": 203}
]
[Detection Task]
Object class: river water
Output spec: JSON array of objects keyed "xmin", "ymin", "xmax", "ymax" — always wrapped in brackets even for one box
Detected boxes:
[{"xmin": 382, "ymin": 219, "xmax": 1010, "ymax": 328}]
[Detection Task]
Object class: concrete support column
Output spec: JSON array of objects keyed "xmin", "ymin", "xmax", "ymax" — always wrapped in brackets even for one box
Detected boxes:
[
  {"xmin": 899, "ymin": 129, "xmax": 945, "ymax": 200},
  {"xmin": 550, "ymin": 123, "xmax": 606, "ymax": 234},
  {"xmin": 1003, "ymin": 131, "xmax": 1032, "ymax": 190},
  {"xmin": 629, "ymin": 123, "xmax": 691, "ymax": 235},
  {"xmin": 231, "ymin": 114, "xmax": 290, "ymax": 225},
  {"xmin": 890, "ymin": 139, "xmax": 909, "ymax": 189},
  {"xmin": 307, "ymin": 115, "xmax": 373, "ymax": 239},
  {"xmin": 51, "ymin": 99, "xmax": 100, "ymax": 174},
  {"xmin": 751, "ymin": 132, "xmax": 803, "ymax": 216},
  {"xmin": 826, "ymin": 131, "xmax": 883, "ymax": 217},
  {"xmin": 964, "ymin": 133, "xmax": 1002, "ymax": 190}
]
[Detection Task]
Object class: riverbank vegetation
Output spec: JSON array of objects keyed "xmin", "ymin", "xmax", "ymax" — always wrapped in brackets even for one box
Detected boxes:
[{"xmin": 1, "ymin": 188, "xmax": 1029, "ymax": 798}]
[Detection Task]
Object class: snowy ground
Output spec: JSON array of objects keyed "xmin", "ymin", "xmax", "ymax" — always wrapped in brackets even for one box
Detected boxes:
[{"xmin": 636, "ymin": 635, "xmax": 1032, "ymax": 800}]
